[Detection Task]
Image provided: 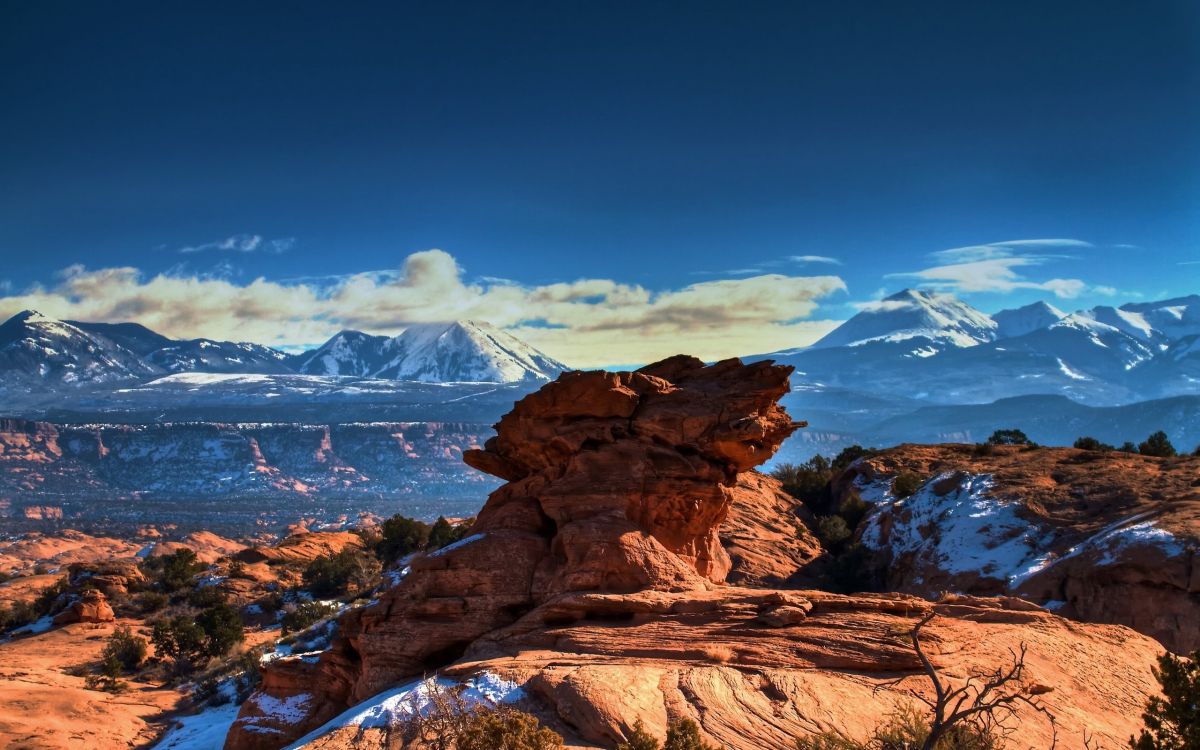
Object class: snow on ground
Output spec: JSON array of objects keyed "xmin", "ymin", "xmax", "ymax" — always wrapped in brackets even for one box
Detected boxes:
[
  {"xmin": 153, "ymin": 702, "xmax": 242, "ymax": 750},
  {"xmin": 859, "ymin": 472, "xmax": 1056, "ymax": 587},
  {"xmin": 428, "ymin": 533, "xmax": 484, "ymax": 558},
  {"xmin": 858, "ymin": 472, "xmax": 1189, "ymax": 591},
  {"xmin": 283, "ymin": 672, "xmax": 525, "ymax": 749},
  {"xmin": 10, "ymin": 615, "xmax": 54, "ymax": 636}
]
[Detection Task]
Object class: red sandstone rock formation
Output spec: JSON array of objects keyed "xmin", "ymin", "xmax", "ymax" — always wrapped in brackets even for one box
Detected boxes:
[
  {"xmin": 228, "ymin": 356, "xmax": 801, "ymax": 748},
  {"xmin": 226, "ymin": 359, "xmax": 1169, "ymax": 750},
  {"xmin": 51, "ymin": 588, "xmax": 114, "ymax": 626}
]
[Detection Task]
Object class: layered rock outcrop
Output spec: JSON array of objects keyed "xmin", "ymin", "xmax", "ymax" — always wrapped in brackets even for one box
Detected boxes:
[
  {"xmin": 51, "ymin": 588, "xmax": 115, "ymax": 626},
  {"xmin": 228, "ymin": 359, "xmax": 1168, "ymax": 750},
  {"xmin": 838, "ymin": 443, "xmax": 1200, "ymax": 652},
  {"xmin": 228, "ymin": 356, "xmax": 802, "ymax": 747}
]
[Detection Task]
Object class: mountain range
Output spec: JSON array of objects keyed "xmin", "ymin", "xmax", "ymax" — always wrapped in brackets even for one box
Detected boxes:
[
  {"xmin": 765, "ymin": 288, "xmax": 1200, "ymax": 406},
  {"xmin": 0, "ymin": 311, "xmax": 567, "ymax": 393}
]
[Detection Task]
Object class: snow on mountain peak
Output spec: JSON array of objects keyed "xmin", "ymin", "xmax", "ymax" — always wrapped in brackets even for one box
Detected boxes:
[
  {"xmin": 374, "ymin": 320, "xmax": 566, "ymax": 383},
  {"xmin": 992, "ymin": 301, "xmax": 1066, "ymax": 339},
  {"xmin": 812, "ymin": 288, "xmax": 997, "ymax": 350}
]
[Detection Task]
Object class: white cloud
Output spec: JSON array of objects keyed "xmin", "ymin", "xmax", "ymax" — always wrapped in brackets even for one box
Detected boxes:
[
  {"xmin": 178, "ymin": 233, "xmax": 294, "ymax": 254},
  {"xmin": 787, "ymin": 255, "xmax": 842, "ymax": 265},
  {"xmin": 0, "ymin": 249, "xmax": 847, "ymax": 367},
  {"xmin": 895, "ymin": 239, "xmax": 1101, "ymax": 299}
]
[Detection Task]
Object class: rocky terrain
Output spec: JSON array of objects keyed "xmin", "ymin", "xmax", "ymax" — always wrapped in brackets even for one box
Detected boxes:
[
  {"xmin": 225, "ymin": 357, "xmax": 1168, "ymax": 750},
  {"xmin": 838, "ymin": 443, "xmax": 1200, "ymax": 652}
]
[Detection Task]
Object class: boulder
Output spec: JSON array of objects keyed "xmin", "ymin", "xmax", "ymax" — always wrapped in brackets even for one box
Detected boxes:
[{"xmin": 51, "ymin": 589, "xmax": 114, "ymax": 626}]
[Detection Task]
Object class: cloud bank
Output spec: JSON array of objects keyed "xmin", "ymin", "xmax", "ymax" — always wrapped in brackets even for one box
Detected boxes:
[
  {"xmin": 0, "ymin": 250, "xmax": 846, "ymax": 367},
  {"xmin": 890, "ymin": 239, "xmax": 1108, "ymax": 299}
]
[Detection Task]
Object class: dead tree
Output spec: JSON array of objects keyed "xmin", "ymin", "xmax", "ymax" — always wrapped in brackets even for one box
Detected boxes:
[{"xmin": 882, "ymin": 611, "xmax": 1057, "ymax": 750}]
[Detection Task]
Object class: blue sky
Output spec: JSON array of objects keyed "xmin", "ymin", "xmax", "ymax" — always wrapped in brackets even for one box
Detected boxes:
[{"xmin": 0, "ymin": 2, "xmax": 1197, "ymax": 365}]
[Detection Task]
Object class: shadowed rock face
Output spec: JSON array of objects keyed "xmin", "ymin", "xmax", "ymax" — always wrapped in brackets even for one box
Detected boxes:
[{"xmin": 227, "ymin": 356, "xmax": 801, "ymax": 749}]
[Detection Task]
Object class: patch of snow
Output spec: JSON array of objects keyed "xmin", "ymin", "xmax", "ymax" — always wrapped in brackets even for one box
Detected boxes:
[
  {"xmin": 11, "ymin": 615, "xmax": 54, "ymax": 635},
  {"xmin": 283, "ymin": 672, "xmax": 525, "ymax": 749},
  {"xmin": 427, "ymin": 533, "xmax": 484, "ymax": 558},
  {"xmin": 1056, "ymin": 358, "xmax": 1091, "ymax": 381},
  {"xmin": 859, "ymin": 472, "xmax": 1055, "ymax": 587},
  {"xmin": 153, "ymin": 702, "xmax": 242, "ymax": 750}
]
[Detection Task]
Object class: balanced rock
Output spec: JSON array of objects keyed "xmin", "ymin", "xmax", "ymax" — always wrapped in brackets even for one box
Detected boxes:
[{"xmin": 227, "ymin": 356, "xmax": 801, "ymax": 748}]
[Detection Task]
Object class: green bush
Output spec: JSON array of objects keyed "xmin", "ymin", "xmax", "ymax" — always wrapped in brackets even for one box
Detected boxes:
[
  {"xmin": 826, "ymin": 544, "xmax": 878, "ymax": 594},
  {"xmin": 32, "ymin": 576, "xmax": 69, "ymax": 617},
  {"xmin": 303, "ymin": 548, "xmax": 382, "ymax": 597},
  {"xmin": 771, "ymin": 456, "xmax": 833, "ymax": 505},
  {"xmin": 151, "ymin": 603, "xmax": 244, "ymax": 668},
  {"xmin": 281, "ymin": 600, "xmax": 339, "ymax": 635},
  {"xmin": 428, "ymin": 516, "xmax": 471, "ymax": 551},
  {"xmin": 1121, "ymin": 441, "xmax": 1140, "ymax": 453},
  {"xmin": 186, "ymin": 585, "xmax": 228, "ymax": 609},
  {"xmin": 102, "ymin": 625, "xmax": 148, "ymax": 671},
  {"xmin": 85, "ymin": 652, "xmax": 129, "ymax": 693},
  {"xmin": 816, "ymin": 515, "xmax": 852, "ymax": 553},
  {"xmin": 836, "ymin": 491, "xmax": 869, "ymax": 530},
  {"xmin": 1130, "ymin": 649, "xmax": 1200, "ymax": 750},
  {"xmin": 832, "ymin": 445, "xmax": 875, "ymax": 471},
  {"xmin": 664, "ymin": 719, "xmax": 721, "ymax": 750},
  {"xmin": 143, "ymin": 548, "xmax": 206, "ymax": 591},
  {"xmin": 892, "ymin": 472, "xmax": 923, "ymax": 499},
  {"xmin": 136, "ymin": 591, "xmax": 170, "ymax": 613},
  {"xmin": 456, "ymin": 706, "xmax": 564, "ymax": 750},
  {"xmin": 1139, "ymin": 431, "xmax": 1178, "ymax": 458},
  {"xmin": 985, "ymin": 428, "xmax": 1032, "ymax": 446},
  {"xmin": 375, "ymin": 514, "xmax": 431, "ymax": 562},
  {"xmin": 618, "ymin": 720, "xmax": 662, "ymax": 750},
  {"xmin": 1074, "ymin": 436, "xmax": 1114, "ymax": 451}
]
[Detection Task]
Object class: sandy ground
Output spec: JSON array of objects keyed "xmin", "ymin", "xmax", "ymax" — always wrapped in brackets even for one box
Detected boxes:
[{"xmin": 0, "ymin": 618, "xmax": 184, "ymax": 749}]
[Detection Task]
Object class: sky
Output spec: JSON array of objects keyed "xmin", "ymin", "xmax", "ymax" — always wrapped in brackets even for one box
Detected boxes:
[{"xmin": 1, "ymin": 1, "xmax": 1197, "ymax": 366}]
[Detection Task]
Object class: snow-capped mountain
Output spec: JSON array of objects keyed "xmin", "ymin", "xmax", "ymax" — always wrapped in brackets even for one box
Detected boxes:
[
  {"xmin": 373, "ymin": 321, "xmax": 566, "ymax": 383},
  {"xmin": 291, "ymin": 321, "xmax": 566, "ymax": 383},
  {"xmin": 811, "ymin": 289, "xmax": 998, "ymax": 352},
  {"xmin": 146, "ymin": 339, "xmax": 292, "ymax": 374},
  {"xmin": 766, "ymin": 289, "xmax": 1200, "ymax": 407},
  {"xmin": 0, "ymin": 310, "xmax": 159, "ymax": 388},
  {"xmin": 290, "ymin": 331, "xmax": 394, "ymax": 377},
  {"xmin": 992, "ymin": 301, "xmax": 1065, "ymax": 339}
]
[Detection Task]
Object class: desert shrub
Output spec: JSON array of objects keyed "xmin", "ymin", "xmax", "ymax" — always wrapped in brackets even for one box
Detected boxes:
[
  {"xmin": 152, "ymin": 603, "xmax": 244, "ymax": 669},
  {"xmin": 892, "ymin": 472, "xmax": 923, "ymax": 499},
  {"xmin": 832, "ymin": 445, "xmax": 875, "ymax": 472},
  {"xmin": 427, "ymin": 516, "xmax": 471, "ymax": 551},
  {"xmin": 816, "ymin": 515, "xmax": 852, "ymax": 553},
  {"xmin": 826, "ymin": 543, "xmax": 879, "ymax": 594},
  {"xmin": 457, "ymin": 707, "xmax": 565, "ymax": 750},
  {"xmin": 1074, "ymin": 436, "xmax": 1114, "ymax": 451},
  {"xmin": 84, "ymin": 653, "xmax": 128, "ymax": 693},
  {"xmin": 186, "ymin": 585, "xmax": 228, "ymax": 609},
  {"xmin": 136, "ymin": 590, "xmax": 170, "ymax": 613},
  {"xmin": 1131, "ymin": 649, "xmax": 1200, "ymax": 750},
  {"xmin": 32, "ymin": 575, "xmax": 70, "ymax": 617},
  {"xmin": 196, "ymin": 603, "xmax": 245, "ymax": 657},
  {"xmin": 281, "ymin": 600, "xmax": 339, "ymax": 635},
  {"xmin": 143, "ymin": 548, "xmax": 206, "ymax": 591},
  {"xmin": 663, "ymin": 719, "xmax": 721, "ymax": 750},
  {"xmin": 619, "ymin": 719, "xmax": 662, "ymax": 750},
  {"xmin": 227, "ymin": 559, "xmax": 250, "ymax": 579},
  {"xmin": 303, "ymin": 548, "xmax": 382, "ymax": 597},
  {"xmin": 986, "ymin": 428, "xmax": 1032, "ymax": 446},
  {"xmin": 2, "ymin": 600, "xmax": 37, "ymax": 629},
  {"xmin": 836, "ymin": 491, "xmax": 869, "ymax": 530},
  {"xmin": 103, "ymin": 625, "xmax": 148, "ymax": 671},
  {"xmin": 375, "ymin": 514, "xmax": 431, "ymax": 562},
  {"xmin": 1139, "ymin": 431, "xmax": 1178, "ymax": 458},
  {"xmin": 771, "ymin": 455, "xmax": 833, "ymax": 505},
  {"xmin": 1121, "ymin": 441, "xmax": 1140, "ymax": 453},
  {"xmin": 972, "ymin": 442, "xmax": 994, "ymax": 457}
]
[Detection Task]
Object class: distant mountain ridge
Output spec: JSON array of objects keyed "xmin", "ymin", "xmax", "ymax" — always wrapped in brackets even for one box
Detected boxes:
[
  {"xmin": 765, "ymin": 289, "xmax": 1200, "ymax": 406},
  {"xmin": 290, "ymin": 320, "xmax": 566, "ymax": 383},
  {"xmin": 0, "ymin": 310, "xmax": 567, "ymax": 391}
]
